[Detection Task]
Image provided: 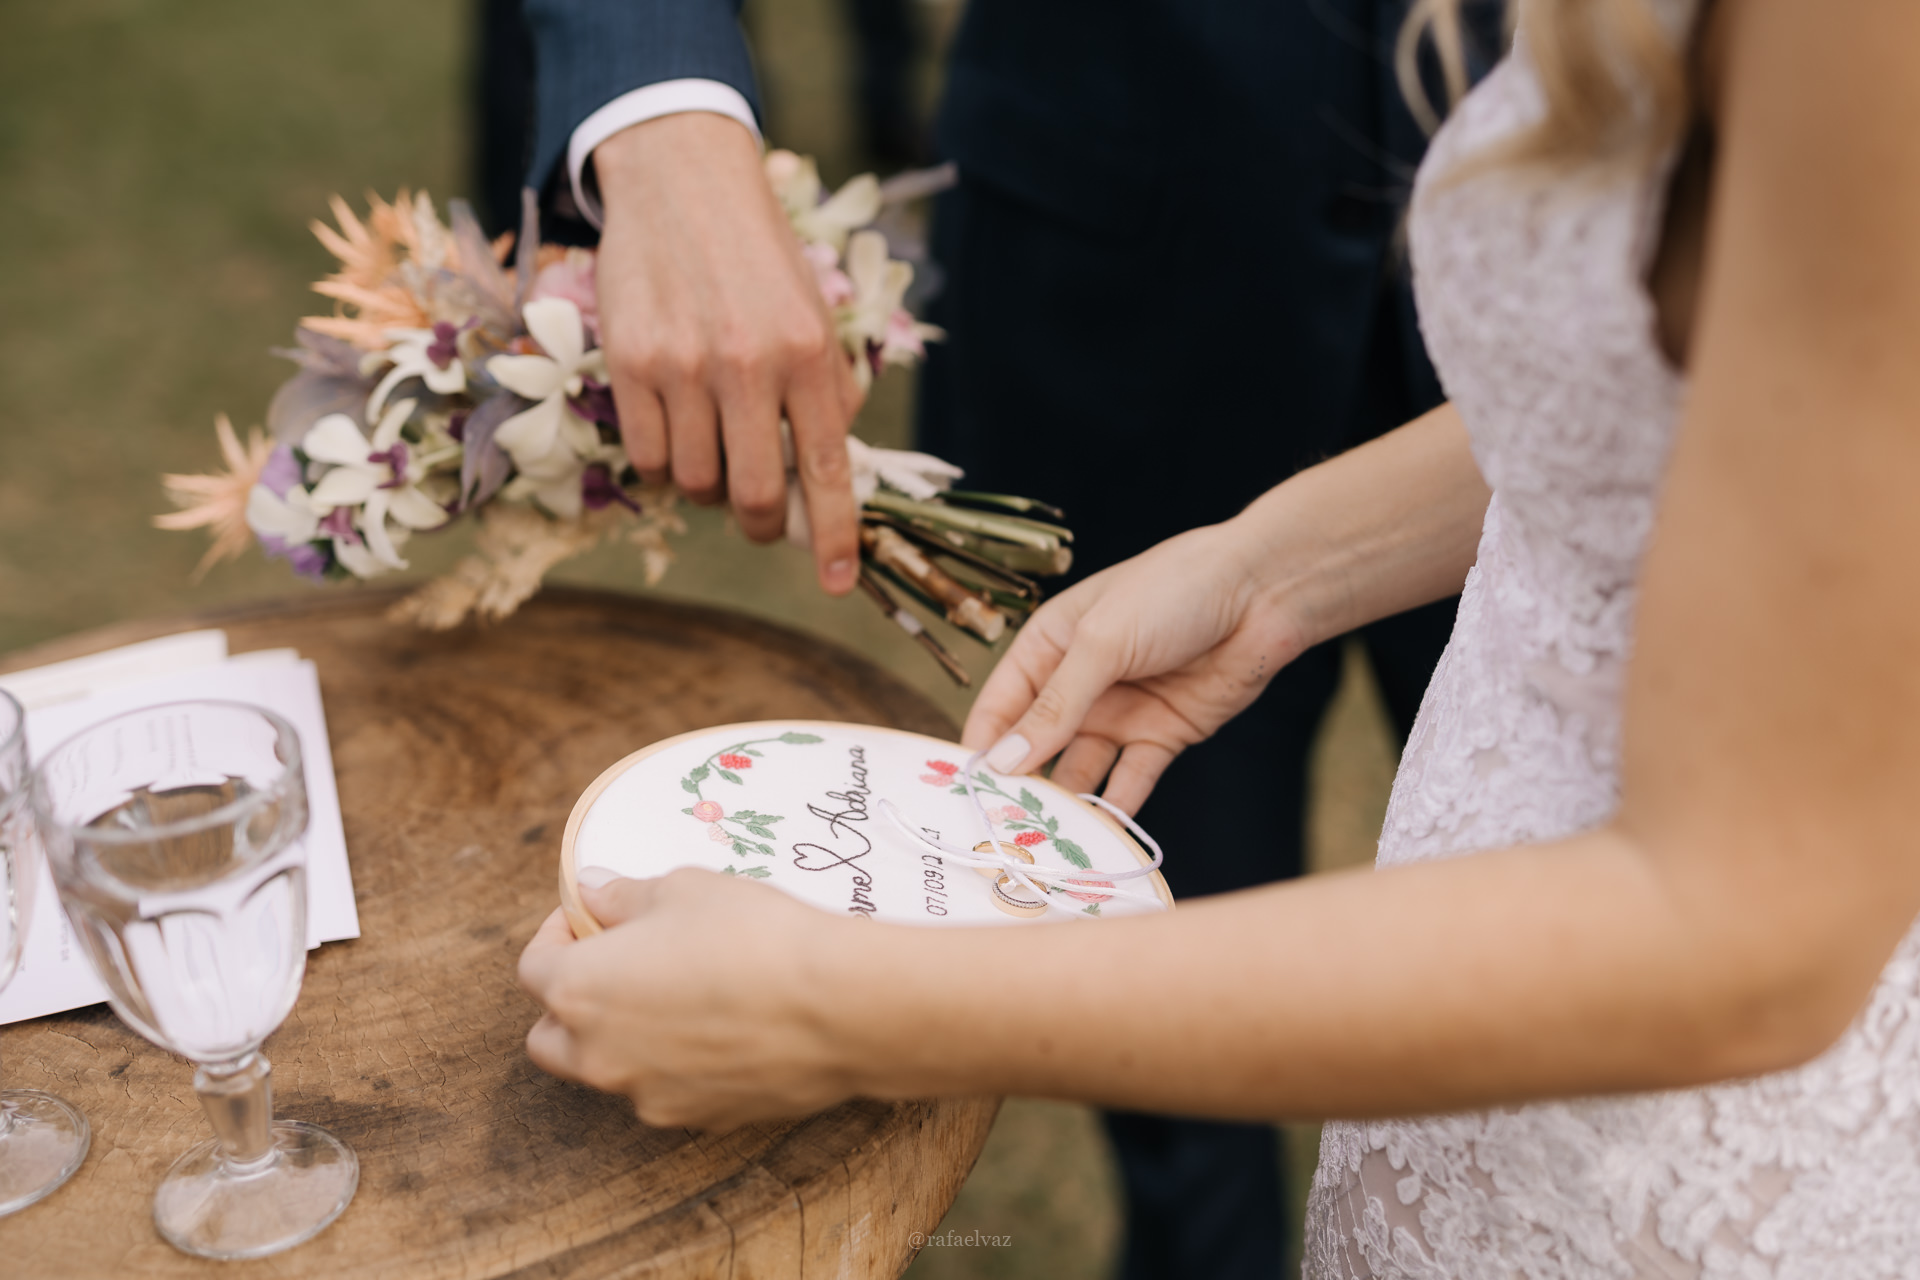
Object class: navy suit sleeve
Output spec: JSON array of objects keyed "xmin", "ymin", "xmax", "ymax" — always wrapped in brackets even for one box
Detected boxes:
[{"xmin": 523, "ymin": 0, "xmax": 760, "ymax": 198}]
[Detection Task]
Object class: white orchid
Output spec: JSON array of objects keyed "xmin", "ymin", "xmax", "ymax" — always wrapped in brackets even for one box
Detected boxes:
[
  {"xmin": 302, "ymin": 398, "xmax": 456, "ymax": 573},
  {"xmin": 362, "ymin": 321, "xmax": 469, "ymax": 420},
  {"xmin": 487, "ymin": 297, "xmax": 608, "ymax": 478},
  {"xmin": 245, "ymin": 481, "xmax": 320, "ymax": 546},
  {"xmin": 782, "ymin": 433, "xmax": 963, "ymax": 549},
  {"xmin": 838, "ymin": 231, "xmax": 944, "ymax": 389},
  {"xmin": 764, "ymin": 150, "xmax": 881, "ymax": 252}
]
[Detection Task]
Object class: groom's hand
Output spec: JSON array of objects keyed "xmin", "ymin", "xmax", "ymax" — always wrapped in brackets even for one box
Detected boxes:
[{"xmin": 592, "ymin": 113, "xmax": 863, "ymax": 595}]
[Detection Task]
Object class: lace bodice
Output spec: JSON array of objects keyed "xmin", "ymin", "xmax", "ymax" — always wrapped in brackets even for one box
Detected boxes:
[{"xmin": 1304, "ymin": 11, "xmax": 1920, "ymax": 1278}]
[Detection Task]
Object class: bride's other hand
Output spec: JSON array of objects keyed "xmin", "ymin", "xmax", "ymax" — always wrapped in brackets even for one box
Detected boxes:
[
  {"xmin": 964, "ymin": 403, "xmax": 1490, "ymax": 811},
  {"xmin": 962, "ymin": 523, "xmax": 1303, "ymax": 813},
  {"xmin": 519, "ymin": 869, "xmax": 852, "ymax": 1130}
]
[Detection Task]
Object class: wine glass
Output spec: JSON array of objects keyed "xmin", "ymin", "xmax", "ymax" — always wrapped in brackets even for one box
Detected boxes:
[
  {"xmin": 30, "ymin": 700, "xmax": 356, "ymax": 1258},
  {"xmin": 0, "ymin": 687, "xmax": 90, "ymax": 1215}
]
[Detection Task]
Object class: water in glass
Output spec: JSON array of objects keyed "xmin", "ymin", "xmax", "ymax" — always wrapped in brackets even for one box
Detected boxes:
[{"xmin": 32, "ymin": 700, "xmax": 355, "ymax": 1258}]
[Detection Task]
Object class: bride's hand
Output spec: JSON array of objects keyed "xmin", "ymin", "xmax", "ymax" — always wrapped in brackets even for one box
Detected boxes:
[
  {"xmin": 962, "ymin": 520, "xmax": 1307, "ymax": 812},
  {"xmin": 519, "ymin": 869, "xmax": 853, "ymax": 1130}
]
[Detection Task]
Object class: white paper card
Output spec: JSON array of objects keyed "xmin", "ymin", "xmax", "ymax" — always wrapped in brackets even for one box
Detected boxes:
[{"xmin": 0, "ymin": 640, "xmax": 358, "ymax": 1025}]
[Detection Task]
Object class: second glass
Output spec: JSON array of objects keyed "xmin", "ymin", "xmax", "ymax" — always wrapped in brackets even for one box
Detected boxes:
[
  {"xmin": 30, "ymin": 700, "xmax": 356, "ymax": 1258},
  {"xmin": 0, "ymin": 686, "xmax": 89, "ymax": 1216}
]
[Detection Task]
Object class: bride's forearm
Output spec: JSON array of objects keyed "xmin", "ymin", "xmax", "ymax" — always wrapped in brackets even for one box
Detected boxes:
[
  {"xmin": 1229, "ymin": 403, "xmax": 1489, "ymax": 651},
  {"xmin": 817, "ymin": 826, "xmax": 1849, "ymax": 1118}
]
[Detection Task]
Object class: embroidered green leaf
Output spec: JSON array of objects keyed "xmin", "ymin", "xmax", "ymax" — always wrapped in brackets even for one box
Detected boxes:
[
  {"xmin": 689, "ymin": 764, "xmax": 710, "ymax": 783},
  {"xmin": 753, "ymin": 840, "xmax": 776, "ymax": 857},
  {"xmin": 681, "ymin": 806, "xmax": 695, "ymax": 816},
  {"xmin": 1018, "ymin": 788, "xmax": 1044, "ymax": 814},
  {"xmin": 779, "ymin": 731, "xmax": 824, "ymax": 744},
  {"xmin": 950, "ymin": 785, "xmax": 969, "ymax": 796},
  {"xmin": 1044, "ymin": 816, "xmax": 1059, "ymax": 835},
  {"xmin": 745, "ymin": 825, "xmax": 775, "ymax": 839},
  {"xmin": 1083, "ymin": 902, "xmax": 1101, "ymax": 916},
  {"xmin": 732, "ymin": 840, "xmax": 753, "ymax": 858},
  {"xmin": 681, "ymin": 778, "xmax": 699, "ymax": 795},
  {"xmin": 1054, "ymin": 838, "xmax": 1091, "ymax": 869},
  {"xmin": 744, "ymin": 865, "xmax": 771, "ymax": 878},
  {"xmin": 718, "ymin": 769, "xmax": 744, "ymax": 785},
  {"xmin": 744, "ymin": 748, "xmax": 764, "ymax": 757}
]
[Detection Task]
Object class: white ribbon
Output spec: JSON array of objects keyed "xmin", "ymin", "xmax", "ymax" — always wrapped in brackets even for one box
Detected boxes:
[{"xmin": 878, "ymin": 749, "xmax": 1168, "ymax": 919}]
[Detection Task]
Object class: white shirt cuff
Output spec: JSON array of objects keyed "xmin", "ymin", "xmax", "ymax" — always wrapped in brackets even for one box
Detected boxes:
[{"xmin": 566, "ymin": 79, "xmax": 762, "ymax": 230}]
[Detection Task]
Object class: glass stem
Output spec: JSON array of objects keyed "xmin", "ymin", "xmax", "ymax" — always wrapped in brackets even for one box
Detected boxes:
[{"xmin": 194, "ymin": 1053, "xmax": 275, "ymax": 1167}]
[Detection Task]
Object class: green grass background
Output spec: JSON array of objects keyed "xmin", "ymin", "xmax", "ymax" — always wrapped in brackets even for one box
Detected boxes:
[{"xmin": 0, "ymin": 2, "xmax": 1403, "ymax": 1274}]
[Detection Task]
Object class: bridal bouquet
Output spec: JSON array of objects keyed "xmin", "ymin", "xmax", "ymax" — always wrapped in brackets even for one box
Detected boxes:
[{"xmin": 157, "ymin": 153, "xmax": 1073, "ymax": 684}]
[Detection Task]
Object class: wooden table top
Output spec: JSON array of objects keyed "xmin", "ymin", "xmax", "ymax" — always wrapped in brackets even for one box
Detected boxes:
[{"xmin": 0, "ymin": 589, "xmax": 999, "ymax": 1279}]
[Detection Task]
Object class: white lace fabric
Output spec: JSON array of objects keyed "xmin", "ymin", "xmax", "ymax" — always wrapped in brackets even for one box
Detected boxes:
[{"xmin": 1303, "ymin": 8, "xmax": 1920, "ymax": 1277}]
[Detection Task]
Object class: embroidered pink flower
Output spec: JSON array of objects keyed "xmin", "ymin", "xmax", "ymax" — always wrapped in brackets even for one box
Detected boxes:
[
  {"xmin": 708, "ymin": 824, "xmax": 732, "ymax": 843},
  {"xmin": 691, "ymin": 800, "xmax": 724, "ymax": 823},
  {"xmin": 1062, "ymin": 879, "xmax": 1114, "ymax": 903},
  {"xmin": 1013, "ymin": 830, "xmax": 1046, "ymax": 848},
  {"xmin": 927, "ymin": 760, "xmax": 958, "ymax": 776},
  {"xmin": 921, "ymin": 759, "xmax": 961, "ymax": 787},
  {"xmin": 994, "ymin": 805, "xmax": 1028, "ymax": 822},
  {"xmin": 718, "ymin": 754, "xmax": 753, "ymax": 770}
]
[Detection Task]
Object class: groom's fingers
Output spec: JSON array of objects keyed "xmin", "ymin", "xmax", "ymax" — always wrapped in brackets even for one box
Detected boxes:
[
  {"xmin": 613, "ymin": 380, "xmax": 671, "ymax": 484},
  {"xmin": 785, "ymin": 355, "xmax": 860, "ymax": 596},
  {"xmin": 717, "ymin": 373, "xmax": 789, "ymax": 544},
  {"xmin": 664, "ymin": 383, "xmax": 725, "ymax": 504}
]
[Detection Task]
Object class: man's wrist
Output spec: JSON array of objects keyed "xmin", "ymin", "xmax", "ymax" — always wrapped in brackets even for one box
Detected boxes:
[{"xmin": 568, "ymin": 81, "xmax": 761, "ymax": 228}]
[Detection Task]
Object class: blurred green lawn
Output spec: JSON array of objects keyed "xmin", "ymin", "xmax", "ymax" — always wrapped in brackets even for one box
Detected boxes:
[{"xmin": 0, "ymin": 2, "xmax": 1401, "ymax": 1275}]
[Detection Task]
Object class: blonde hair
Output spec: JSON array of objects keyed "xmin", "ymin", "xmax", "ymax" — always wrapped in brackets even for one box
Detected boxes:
[{"xmin": 1398, "ymin": 0, "xmax": 1690, "ymax": 171}]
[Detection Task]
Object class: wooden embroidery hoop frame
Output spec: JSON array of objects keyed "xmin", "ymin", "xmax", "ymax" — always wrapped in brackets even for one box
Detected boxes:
[{"xmin": 558, "ymin": 719, "xmax": 1176, "ymax": 935}]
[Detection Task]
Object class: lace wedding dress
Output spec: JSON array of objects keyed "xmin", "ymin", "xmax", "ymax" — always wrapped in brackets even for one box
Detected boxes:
[{"xmin": 1303, "ymin": 5, "xmax": 1920, "ymax": 1277}]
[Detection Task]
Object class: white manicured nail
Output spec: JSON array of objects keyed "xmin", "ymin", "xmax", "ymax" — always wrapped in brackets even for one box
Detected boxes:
[
  {"xmin": 578, "ymin": 866, "xmax": 621, "ymax": 890},
  {"xmin": 985, "ymin": 733, "xmax": 1030, "ymax": 774}
]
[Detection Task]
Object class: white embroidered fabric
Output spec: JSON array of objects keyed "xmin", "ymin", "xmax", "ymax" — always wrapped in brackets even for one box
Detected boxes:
[{"xmin": 1303, "ymin": 7, "xmax": 1920, "ymax": 1277}]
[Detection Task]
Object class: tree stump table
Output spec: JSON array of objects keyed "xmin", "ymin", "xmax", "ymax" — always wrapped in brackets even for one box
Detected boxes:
[{"xmin": 0, "ymin": 589, "xmax": 999, "ymax": 1279}]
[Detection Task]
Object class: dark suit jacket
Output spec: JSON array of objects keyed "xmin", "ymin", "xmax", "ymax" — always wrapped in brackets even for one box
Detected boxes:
[
  {"xmin": 524, "ymin": 0, "xmax": 759, "ymax": 216},
  {"xmin": 917, "ymin": 0, "xmax": 1501, "ymax": 578}
]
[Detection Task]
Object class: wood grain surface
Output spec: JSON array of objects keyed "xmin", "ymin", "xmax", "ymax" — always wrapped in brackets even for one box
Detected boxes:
[{"xmin": 0, "ymin": 589, "xmax": 1000, "ymax": 1279}]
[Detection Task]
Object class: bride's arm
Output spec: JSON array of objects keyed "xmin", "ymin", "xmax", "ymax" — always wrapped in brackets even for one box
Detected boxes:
[
  {"xmin": 813, "ymin": 0, "xmax": 1920, "ymax": 1118},
  {"xmin": 518, "ymin": 0, "xmax": 1920, "ymax": 1130},
  {"xmin": 952, "ymin": 402, "xmax": 1488, "ymax": 809}
]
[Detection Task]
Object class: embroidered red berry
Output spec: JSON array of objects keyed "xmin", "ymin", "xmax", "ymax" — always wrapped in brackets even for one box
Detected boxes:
[
  {"xmin": 718, "ymin": 754, "xmax": 753, "ymax": 770},
  {"xmin": 927, "ymin": 759, "xmax": 959, "ymax": 776},
  {"xmin": 1013, "ymin": 830, "xmax": 1046, "ymax": 847}
]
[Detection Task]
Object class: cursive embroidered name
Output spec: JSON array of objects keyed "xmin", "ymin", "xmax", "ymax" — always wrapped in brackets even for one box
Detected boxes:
[{"xmin": 791, "ymin": 746, "xmax": 879, "ymax": 918}]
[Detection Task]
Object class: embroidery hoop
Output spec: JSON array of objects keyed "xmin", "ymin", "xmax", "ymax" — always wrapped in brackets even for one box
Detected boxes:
[{"xmin": 557, "ymin": 719, "xmax": 1175, "ymax": 936}]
